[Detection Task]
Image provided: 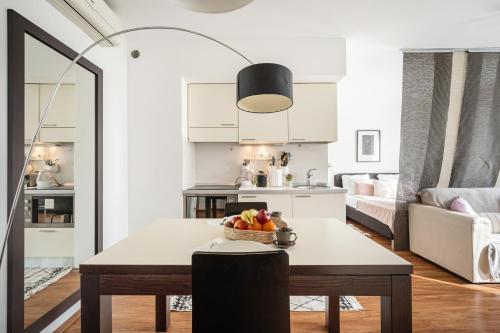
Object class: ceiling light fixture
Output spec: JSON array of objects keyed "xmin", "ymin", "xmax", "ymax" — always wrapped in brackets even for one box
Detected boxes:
[
  {"xmin": 237, "ymin": 63, "xmax": 293, "ymax": 113},
  {"xmin": 169, "ymin": 0, "xmax": 254, "ymax": 13}
]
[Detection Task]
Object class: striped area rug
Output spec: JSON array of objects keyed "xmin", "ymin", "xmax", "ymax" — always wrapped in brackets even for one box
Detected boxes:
[
  {"xmin": 170, "ymin": 295, "xmax": 363, "ymax": 312},
  {"xmin": 24, "ymin": 266, "xmax": 73, "ymax": 300}
]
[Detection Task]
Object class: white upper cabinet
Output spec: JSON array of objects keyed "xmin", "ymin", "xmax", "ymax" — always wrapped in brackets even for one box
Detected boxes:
[
  {"xmin": 39, "ymin": 84, "xmax": 76, "ymax": 128},
  {"xmin": 187, "ymin": 82, "xmax": 338, "ymax": 143},
  {"xmin": 238, "ymin": 110, "xmax": 288, "ymax": 144},
  {"xmin": 288, "ymin": 83, "xmax": 337, "ymax": 143},
  {"xmin": 188, "ymin": 83, "xmax": 238, "ymax": 142},
  {"xmin": 25, "ymin": 84, "xmax": 40, "ymax": 143}
]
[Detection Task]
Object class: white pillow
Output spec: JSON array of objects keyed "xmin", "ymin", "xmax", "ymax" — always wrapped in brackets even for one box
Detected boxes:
[
  {"xmin": 342, "ymin": 174, "xmax": 370, "ymax": 194},
  {"xmin": 377, "ymin": 174, "xmax": 399, "ymax": 182},
  {"xmin": 373, "ymin": 180, "xmax": 397, "ymax": 199}
]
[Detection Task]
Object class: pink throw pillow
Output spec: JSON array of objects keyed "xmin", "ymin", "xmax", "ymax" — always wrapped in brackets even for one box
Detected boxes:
[
  {"xmin": 450, "ymin": 197, "xmax": 476, "ymax": 215},
  {"xmin": 355, "ymin": 180, "xmax": 374, "ymax": 196}
]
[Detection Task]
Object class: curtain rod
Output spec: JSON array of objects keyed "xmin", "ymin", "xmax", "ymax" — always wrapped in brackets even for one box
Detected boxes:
[{"xmin": 401, "ymin": 47, "xmax": 500, "ymax": 53}]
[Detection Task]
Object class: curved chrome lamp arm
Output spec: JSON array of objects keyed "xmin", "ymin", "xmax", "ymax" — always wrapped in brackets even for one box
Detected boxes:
[{"xmin": 0, "ymin": 26, "xmax": 253, "ymax": 267}]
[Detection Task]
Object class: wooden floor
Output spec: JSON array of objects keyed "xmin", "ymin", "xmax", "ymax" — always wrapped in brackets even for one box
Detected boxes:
[
  {"xmin": 60, "ymin": 221, "xmax": 500, "ymax": 333},
  {"xmin": 24, "ymin": 271, "xmax": 80, "ymax": 329}
]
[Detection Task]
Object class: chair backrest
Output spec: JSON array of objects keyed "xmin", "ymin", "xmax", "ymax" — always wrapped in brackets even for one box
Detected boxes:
[
  {"xmin": 224, "ymin": 202, "xmax": 268, "ymax": 216},
  {"xmin": 192, "ymin": 251, "xmax": 290, "ymax": 333}
]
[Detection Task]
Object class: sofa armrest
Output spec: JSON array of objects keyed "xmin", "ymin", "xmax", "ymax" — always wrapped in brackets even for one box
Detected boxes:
[
  {"xmin": 409, "ymin": 203, "xmax": 493, "ymax": 282},
  {"xmin": 409, "ymin": 203, "xmax": 491, "ymax": 228}
]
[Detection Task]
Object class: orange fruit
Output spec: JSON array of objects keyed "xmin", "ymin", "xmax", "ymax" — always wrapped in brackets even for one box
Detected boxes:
[
  {"xmin": 234, "ymin": 220, "xmax": 248, "ymax": 230},
  {"xmin": 247, "ymin": 217, "xmax": 263, "ymax": 231},
  {"xmin": 262, "ymin": 221, "xmax": 277, "ymax": 232}
]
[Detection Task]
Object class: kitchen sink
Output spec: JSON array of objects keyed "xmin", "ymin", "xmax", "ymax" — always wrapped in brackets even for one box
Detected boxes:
[{"xmin": 293, "ymin": 185, "xmax": 330, "ymax": 189}]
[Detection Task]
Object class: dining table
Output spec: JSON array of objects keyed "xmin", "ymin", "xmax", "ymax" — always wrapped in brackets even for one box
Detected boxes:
[{"xmin": 79, "ymin": 218, "xmax": 413, "ymax": 333}]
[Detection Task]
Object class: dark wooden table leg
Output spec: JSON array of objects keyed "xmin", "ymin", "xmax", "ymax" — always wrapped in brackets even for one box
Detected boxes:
[
  {"xmin": 381, "ymin": 275, "xmax": 412, "ymax": 333},
  {"xmin": 81, "ymin": 274, "xmax": 112, "ymax": 333},
  {"xmin": 155, "ymin": 295, "xmax": 171, "ymax": 332},
  {"xmin": 325, "ymin": 296, "xmax": 340, "ymax": 333}
]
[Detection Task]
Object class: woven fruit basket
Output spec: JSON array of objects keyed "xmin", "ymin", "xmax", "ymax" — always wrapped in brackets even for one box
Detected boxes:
[{"xmin": 223, "ymin": 222, "xmax": 275, "ymax": 244}]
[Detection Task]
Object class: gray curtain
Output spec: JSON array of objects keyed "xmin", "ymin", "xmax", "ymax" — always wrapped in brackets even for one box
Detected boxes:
[
  {"xmin": 450, "ymin": 52, "xmax": 500, "ymax": 187},
  {"xmin": 394, "ymin": 52, "xmax": 453, "ymax": 250}
]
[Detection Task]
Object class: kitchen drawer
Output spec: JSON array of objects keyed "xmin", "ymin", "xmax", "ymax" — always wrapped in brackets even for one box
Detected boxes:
[
  {"xmin": 25, "ymin": 228, "xmax": 74, "ymax": 257},
  {"xmin": 188, "ymin": 127, "xmax": 238, "ymax": 142},
  {"xmin": 238, "ymin": 194, "xmax": 293, "ymax": 218},
  {"xmin": 292, "ymin": 193, "xmax": 346, "ymax": 221}
]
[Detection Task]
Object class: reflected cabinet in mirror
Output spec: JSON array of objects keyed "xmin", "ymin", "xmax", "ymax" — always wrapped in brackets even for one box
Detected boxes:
[{"xmin": 7, "ymin": 10, "xmax": 103, "ymax": 333}]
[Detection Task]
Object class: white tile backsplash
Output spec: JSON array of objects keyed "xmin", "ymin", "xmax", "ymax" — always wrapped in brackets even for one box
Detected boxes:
[
  {"xmin": 25, "ymin": 143, "xmax": 74, "ymax": 184},
  {"xmin": 194, "ymin": 143, "xmax": 329, "ymax": 185}
]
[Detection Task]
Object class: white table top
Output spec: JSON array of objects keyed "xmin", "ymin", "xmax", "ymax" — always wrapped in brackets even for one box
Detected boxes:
[{"xmin": 81, "ymin": 218, "xmax": 412, "ymax": 275}]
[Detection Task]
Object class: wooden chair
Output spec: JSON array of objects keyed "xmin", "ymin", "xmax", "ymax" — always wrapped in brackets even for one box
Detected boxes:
[
  {"xmin": 192, "ymin": 251, "xmax": 290, "ymax": 333},
  {"xmin": 224, "ymin": 202, "xmax": 267, "ymax": 216}
]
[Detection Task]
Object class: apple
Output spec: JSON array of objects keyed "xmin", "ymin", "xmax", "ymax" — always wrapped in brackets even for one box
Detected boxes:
[
  {"xmin": 256, "ymin": 209, "xmax": 270, "ymax": 224},
  {"xmin": 234, "ymin": 220, "xmax": 248, "ymax": 230}
]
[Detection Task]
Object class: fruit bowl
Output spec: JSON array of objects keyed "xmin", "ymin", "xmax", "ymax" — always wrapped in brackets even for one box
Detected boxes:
[
  {"xmin": 223, "ymin": 223, "xmax": 275, "ymax": 244},
  {"xmin": 222, "ymin": 210, "xmax": 277, "ymax": 244}
]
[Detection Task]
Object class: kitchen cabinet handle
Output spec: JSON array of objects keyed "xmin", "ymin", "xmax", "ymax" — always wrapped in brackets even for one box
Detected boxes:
[
  {"xmin": 291, "ymin": 138, "xmax": 306, "ymax": 141},
  {"xmin": 241, "ymin": 195, "xmax": 257, "ymax": 198},
  {"xmin": 240, "ymin": 138, "xmax": 256, "ymax": 141},
  {"xmin": 43, "ymin": 124, "xmax": 58, "ymax": 127},
  {"xmin": 220, "ymin": 123, "xmax": 235, "ymax": 126},
  {"xmin": 39, "ymin": 229, "xmax": 57, "ymax": 232},
  {"xmin": 295, "ymin": 195, "xmax": 311, "ymax": 198}
]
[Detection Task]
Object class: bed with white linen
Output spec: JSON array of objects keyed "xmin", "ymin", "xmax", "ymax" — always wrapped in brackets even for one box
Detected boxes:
[
  {"xmin": 347, "ymin": 194, "xmax": 396, "ymax": 232},
  {"xmin": 334, "ymin": 173, "xmax": 399, "ymax": 240}
]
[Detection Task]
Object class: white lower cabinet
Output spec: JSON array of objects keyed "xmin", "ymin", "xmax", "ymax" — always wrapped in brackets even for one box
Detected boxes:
[
  {"xmin": 238, "ymin": 194, "xmax": 293, "ymax": 218},
  {"xmin": 25, "ymin": 228, "xmax": 74, "ymax": 257},
  {"xmin": 292, "ymin": 193, "xmax": 346, "ymax": 222},
  {"xmin": 238, "ymin": 192, "xmax": 346, "ymax": 221}
]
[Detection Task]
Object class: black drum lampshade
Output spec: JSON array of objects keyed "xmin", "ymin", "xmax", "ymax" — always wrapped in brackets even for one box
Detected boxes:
[{"xmin": 237, "ymin": 63, "xmax": 293, "ymax": 113}]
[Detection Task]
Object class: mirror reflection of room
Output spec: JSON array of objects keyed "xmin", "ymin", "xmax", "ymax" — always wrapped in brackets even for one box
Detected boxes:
[{"xmin": 23, "ymin": 33, "xmax": 96, "ymax": 329}]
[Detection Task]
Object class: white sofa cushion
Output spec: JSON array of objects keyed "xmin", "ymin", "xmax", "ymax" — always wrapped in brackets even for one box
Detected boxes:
[
  {"xmin": 478, "ymin": 213, "xmax": 500, "ymax": 233},
  {"xmin": 418, "ymin": 188, "xmax": 500, "ymax": 213}
]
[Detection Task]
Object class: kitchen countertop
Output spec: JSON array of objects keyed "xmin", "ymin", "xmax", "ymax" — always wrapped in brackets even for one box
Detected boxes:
[
  {"xmin": 25, "ymin": 222, "xmax": 74, "ymax": 228},
  {"xmin": 182, "ymin": 185, "xmax": 347, "ymax": 195},
  {"xmin": 25, "ymin": 186, "xmax": 75, "ymax": 195}
]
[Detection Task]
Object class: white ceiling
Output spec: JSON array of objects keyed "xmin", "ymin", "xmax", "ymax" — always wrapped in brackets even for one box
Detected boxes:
[{"xmin": 105, "ymin": 0, "xmax": 500, "ymax": 48}]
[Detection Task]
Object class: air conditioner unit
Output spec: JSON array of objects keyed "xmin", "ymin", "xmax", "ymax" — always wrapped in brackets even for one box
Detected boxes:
[{"xmin": 48, "ymin": 0, "xmax": 123, "ymax": 47}]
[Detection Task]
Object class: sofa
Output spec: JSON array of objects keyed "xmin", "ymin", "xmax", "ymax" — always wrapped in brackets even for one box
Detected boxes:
[{"xmin": 409, "ymin": 188, "xmax": 500, "ymax": 283}]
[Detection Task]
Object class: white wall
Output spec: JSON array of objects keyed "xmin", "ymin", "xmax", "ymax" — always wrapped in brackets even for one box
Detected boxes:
[
  {"xmin": 329, "ymin": 39, "xmax": 402, "ymax": 181},
  {"xmin": 0, "ymin": 1, "xmax": 128, "ymax": 331},
  {"xmin": 127, "ymin": 36, "xmax": 345, "ymax": 233}
]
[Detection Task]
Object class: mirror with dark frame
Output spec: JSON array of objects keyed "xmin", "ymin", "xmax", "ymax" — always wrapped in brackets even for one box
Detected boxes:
[
  {"xmin": 23, "ymin": 32, "xmax": 96, "ymax": 329},
  {"xmin": 7, "ymin": 10, "xmax": 103, "ymax": 333}
]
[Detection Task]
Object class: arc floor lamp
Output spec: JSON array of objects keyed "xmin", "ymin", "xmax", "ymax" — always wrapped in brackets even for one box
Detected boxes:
[{"xmin": 1, "ymin": 25, "xmax": 293, "ymax": 267}]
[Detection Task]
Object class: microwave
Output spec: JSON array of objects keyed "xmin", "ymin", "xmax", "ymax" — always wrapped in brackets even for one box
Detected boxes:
[{"xmin": 24, "ymin": 194, "xmax": 74, "ymax": 224}]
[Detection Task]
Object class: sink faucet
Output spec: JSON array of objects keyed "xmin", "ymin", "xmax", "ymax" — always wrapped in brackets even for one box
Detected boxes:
[{"xmin": 306, "ymin": 168, "xmax": 317, "ymax": 188}]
